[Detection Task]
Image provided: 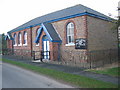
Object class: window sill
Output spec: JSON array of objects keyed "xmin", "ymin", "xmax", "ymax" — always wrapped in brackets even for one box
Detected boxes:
[
  {"xmin": 36, "ymin": 44, "xmax": 39, "ymax": 46},
  {"xmin": 23, "ymin": 44, "xmax": 27, "ymax": 46},
  {"xmin": 36, "ymin": 45, "xmax": 39, "ymax": 46},
  {"xmin": 18, "ymin": 44, "xmax": 22, "ymax": 46},
  {"xmin": 13, "ymin": 44, "xmax": 17, "ymax": 46},
  {"xmin": 65, "ymin": 43, "xmax": 75, "ymax": 46}
]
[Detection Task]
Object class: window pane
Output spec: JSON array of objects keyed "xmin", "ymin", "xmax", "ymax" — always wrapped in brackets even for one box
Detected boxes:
[
  {"xmin": 66, "ymin": 22, "xmax": 74, "ymax": 44},
  {"xmin": 70, "ymin": 28, "xmax": 73, "ymax": 35},
  {"xmin": 71, "ymin": 35, "xmax": 74, "ymax": 42},
  {"xmin": 67, "ymin": 28, "xmax": 70, "ymax": 35},
  {"xmin": 18, "ymin": 33, "xmax": 21, "ymax": 44},
  {"xmin": 24, "ymin": 31, "xmax": 27, "ymax": 44},
  {"xmin": 69, "ymin": 36, "xmax": 71, "ymax": 43},
  {"xmin": 14, "ymin": 34, "xmax": 16, "ymax": 45}
]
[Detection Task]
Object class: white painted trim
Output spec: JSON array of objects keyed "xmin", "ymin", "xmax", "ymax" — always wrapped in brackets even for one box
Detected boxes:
[
  {"xmin": 42, "ymin": 24, "xmax": 53, "ymax": 41},
  {"xmin": 23, "ymin": 44, "xmax": 27, "ymax": 46},
  {"xmin": 13, "ymin": 44, "xmax": 17, "ymax": 46},
  {"xmin": 18, "ymin": 44, "xmax": 22, "ymax": 46},
  {"xmin": 36, "ymin": 43, "xmax": 39, "ymax": 46},
  {"xmin": 65, "ymin": 43, "xmax": 75, "ymax": 46},
  {"xmin": 7, "ymin": 34, "xmax": 11, "ymax": 39}
]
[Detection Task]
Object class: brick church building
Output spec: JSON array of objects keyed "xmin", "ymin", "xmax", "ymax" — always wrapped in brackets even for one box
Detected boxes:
[{"xmin": 5, "ymin": 4, "xmax": 118, "ymax": 65}]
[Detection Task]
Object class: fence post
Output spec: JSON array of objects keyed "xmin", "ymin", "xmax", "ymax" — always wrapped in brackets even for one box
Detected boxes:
[
  {"xmin": 40, "ymin": 51, "xmax": 43, "ymax": 62},
  {"xmin": 89, "ymin": 51, "xmax": 92, "ymax": 69}
]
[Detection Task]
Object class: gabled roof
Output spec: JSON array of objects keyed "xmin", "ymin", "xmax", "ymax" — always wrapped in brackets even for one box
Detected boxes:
[
  {"xmin": 35, "ymin": 23, "xmax": 61, "ymax": 43},
  {"xmin": 8, "ymin": 4, "xmax": 112, "ymax": 33},
  {"xmin": 5, "ymin": 32, "xmax": 13, "ymax": 40}
]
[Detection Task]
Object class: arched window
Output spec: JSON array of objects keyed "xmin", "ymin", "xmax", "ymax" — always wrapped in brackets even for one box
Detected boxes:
[
  {"xmin": 66, "ymin": 22, "xmax": 74, "ymax": 44},
  {"xmin": 18, "ymin": 32, "xmax": 22, "ymax": 45},
  {"xmin": 13, "ymin": 33, "xmax": 17, "ymax": 46},
  {"xmin": 23, "ymin": 31, "xmax": 27, "ymax": 45}
]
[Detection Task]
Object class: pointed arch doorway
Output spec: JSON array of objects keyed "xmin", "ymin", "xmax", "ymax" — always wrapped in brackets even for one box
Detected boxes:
[{"xmin": 42, "ymin": 35, "xmax": 50, "ymax": 59}]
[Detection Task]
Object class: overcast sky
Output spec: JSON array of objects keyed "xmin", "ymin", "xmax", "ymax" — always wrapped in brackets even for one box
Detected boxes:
[{"xmin": 0, "ymin": 0, "xmax": 119, "ymax": 34}]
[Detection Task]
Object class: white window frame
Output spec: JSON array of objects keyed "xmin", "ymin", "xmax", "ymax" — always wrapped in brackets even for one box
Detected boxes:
[
  {"xmin": 18, "ymin": 32, "xmax": 22, "ymax": 46},
  {"xmin": 23, "ymin": 31, "xmax": 27, "ymax": 46},
  {"xmin": 66, "ymin": 22, "xmax": 75, "ymax": 46}
]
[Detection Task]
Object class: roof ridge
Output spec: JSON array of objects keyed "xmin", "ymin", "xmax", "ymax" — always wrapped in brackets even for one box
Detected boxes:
[{"xmin": 8, "ymin": 4, "xmax": 112, "ymax": 33}]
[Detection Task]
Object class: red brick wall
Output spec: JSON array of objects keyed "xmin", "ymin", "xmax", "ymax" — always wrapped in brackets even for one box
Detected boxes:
[
  {"xmin": 87, "ymin": 16, "xmax": 118, "ymax": 50},
  {"xmin": 11, "ymin": 28, "xmax": 31, "ymax": 50},
  {"xmin": 64, "ymin": 20, "xmax": 77, "ymax": 45},
  {"xmin": 32, "ymin": 25, "xmax": 40, "ymax": 51},
  {"xmin": 52, "ymin": 16, "xmax": 88, "ymax": 63},
  {"xmin": 52, "ymin": 16, "xmax": 87, "ymax": 51},
  {"xmin": 7, "ymin": 16, "xmax": 88, "ymax": 62},
  {"xmin": 39, "ymin": 30, "xmax": 46, "ymax": 50},
  {"xmin": 50, "ymin": 42, "xmax": 59, "ymax": 60},
  {"xmin": 7, "ymin": 39, "xmax": 13, "ymax": 49}
]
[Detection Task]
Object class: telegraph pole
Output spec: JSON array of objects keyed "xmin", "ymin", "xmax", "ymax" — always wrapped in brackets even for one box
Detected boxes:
[{"xmin": 118, "ymin": 1, "xmax": 120, "ymax": 61}]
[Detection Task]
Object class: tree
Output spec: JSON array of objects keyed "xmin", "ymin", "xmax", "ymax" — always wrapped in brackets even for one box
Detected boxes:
[
  {"xmin": 2, "ymin": 33, "xmax": 7, "ymax": 49},
  {"xmin": 0, "ymin": 33, "xmax": 7, "ymax": 54}
]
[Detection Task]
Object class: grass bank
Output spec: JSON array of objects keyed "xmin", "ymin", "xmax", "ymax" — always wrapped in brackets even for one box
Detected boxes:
[
  {"xmin": 86, "ymin": 67, "xmax": 120, "ymax": 77},
  {"xmin": 2, "ymin": 58, "xmax": 118, "ymax": 88}
]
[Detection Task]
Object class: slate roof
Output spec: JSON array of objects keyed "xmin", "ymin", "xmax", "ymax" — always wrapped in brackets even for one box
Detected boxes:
[
  {"xmin": 43, "ymin": 23, "xmax": 61, "ymax": 41},
  {"xmin": 8, "ymin": 4, "xmax": 112, "ymax": 33},
  {"xmin": 35, "ymin": 23, "xmax": 61, "ymax": 43}
]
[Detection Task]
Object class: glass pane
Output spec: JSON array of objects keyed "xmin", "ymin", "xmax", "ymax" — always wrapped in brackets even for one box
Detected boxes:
[
  {"xmin": 71, "ymin": 35, "xmax": 74, "ymax": 42},
  {"xmin": 67, "ymin": 36, "xmax": 69, "ymax": 43},
  {"xmin": 67, "ymin": 22, "xmax": 74, "ymax": 44},
  {"xmin": 72, "ymin": 28, "xmax": 74, "ymax": 34},
  {"xmin": 24, "ymin": 32, "xmax": 27, "ymax": 44},
  {"xmin": 71, "ymin": 23, "xmax": 74, "ymax": 28},
  {"xmin": 20, "ymin": 34, "xmax": 22, "ymax": 44},
  {"xmin": 14, "ymin": 34, "xmax": 16, "ymax": 45},
  {"xmin": 69, "ymin": 36, "xmax": 71, "ymax": 43}
]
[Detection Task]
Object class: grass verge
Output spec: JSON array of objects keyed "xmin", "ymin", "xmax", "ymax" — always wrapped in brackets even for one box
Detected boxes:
[
  {"xmin": 2, "ymin": 58, "xmax": 118, "ymax": 88},
  {"xmin": 86, "ymin": 67, "xmax": 120, "ymax": 77}
]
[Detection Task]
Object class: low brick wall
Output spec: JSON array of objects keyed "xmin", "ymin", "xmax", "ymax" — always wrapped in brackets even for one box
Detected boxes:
[
  {"xmin": 2, "ymin": 49, "xmax": 32, "ymax": 60},
  {"xmin": 2, "ymin": 48, "xmax": 119, "ymax": 68}
]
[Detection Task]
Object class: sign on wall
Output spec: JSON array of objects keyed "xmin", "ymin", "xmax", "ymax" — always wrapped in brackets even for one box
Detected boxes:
[{"xmin": 75, "ymin": 38, "xmax": 87, "ymax": 49}]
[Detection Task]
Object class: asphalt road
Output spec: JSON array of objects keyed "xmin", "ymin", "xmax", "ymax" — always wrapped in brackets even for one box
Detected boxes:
[
  {"xmin": 2, "ymin": 63, "xmax": 74, "ymax": 88},
  {"xmin": 0, "ymin": 60, "xmax": 2, "ymax": 89}
]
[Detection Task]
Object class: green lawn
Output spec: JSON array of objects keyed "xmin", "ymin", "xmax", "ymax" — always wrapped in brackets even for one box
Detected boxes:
[
  {"xmin": 86, "ymin": 67, "xmax": 120, "ymax": 77},
  {"xmin": 1, "ymin": 58, "xmax": 118, "ymax": 88}
]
